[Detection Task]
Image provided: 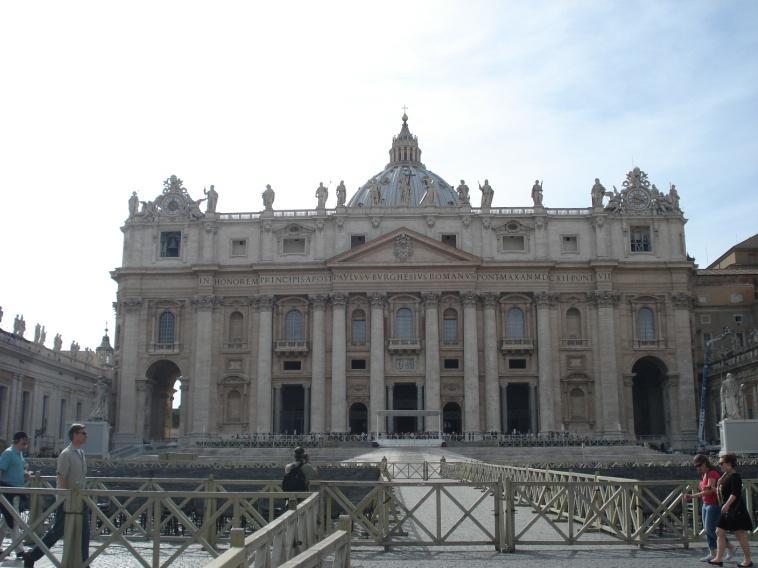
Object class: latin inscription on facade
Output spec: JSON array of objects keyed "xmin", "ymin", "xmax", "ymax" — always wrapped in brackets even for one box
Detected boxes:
[{"xmin": 394, "ymin": 357, "xmax": 416, "ymax": 371}]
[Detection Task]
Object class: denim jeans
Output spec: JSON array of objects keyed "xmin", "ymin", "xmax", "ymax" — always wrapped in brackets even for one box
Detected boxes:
[
  {"xmin": 28, "ymin": 504, "xmax": 90, "ymax": 562},
  {"xmin": 702, "ymin": 503, "xmax": 720, "ymax": 550}
]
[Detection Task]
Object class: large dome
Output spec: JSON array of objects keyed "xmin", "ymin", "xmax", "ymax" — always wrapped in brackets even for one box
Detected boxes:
[{"xmin": 347, "ymin": 114, "xmax": 461, "ymax": 208}]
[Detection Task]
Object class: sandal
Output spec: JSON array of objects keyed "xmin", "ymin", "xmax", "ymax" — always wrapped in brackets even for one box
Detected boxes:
[{"xmin": 736, "ymin": 563, "xmax": 753, "ymax": 568}]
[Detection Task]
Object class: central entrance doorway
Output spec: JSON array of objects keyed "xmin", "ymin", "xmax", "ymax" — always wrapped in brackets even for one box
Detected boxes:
[
  {"xmin": 632, "ymin": 357, "xmax": 668, "ymax": 439},
  {"xmin": 506, "ymin": 383, "xmax": 531, "ymax": 433},
  {"xmin": 393, "ymin": 383, "xmax": 418, "ymax": 433},
  {"xmin": 280, "ymin": 385, "xmax": 305, "ymax": 434},
  {"xmin": 145, "ymin": 360, "xmax": 182, "ymax": 442}
]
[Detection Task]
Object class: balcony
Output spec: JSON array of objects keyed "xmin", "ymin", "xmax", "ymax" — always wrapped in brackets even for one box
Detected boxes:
[
  {"xmin": 274, "ymin": 340, "xmax": 309, "ymax": 354},
  {"xmin": 560, "ymin": 338, "xmax": 591, "ymax": 349},
  {"xmin": 149, "ymin": 342, "xmax": 182, "ymax": 354},
  {"xmin": 387, "ymin": 338, "xmax": 422, "ymax": 353},
  {"xmin": 633, "ymin": 338, "xmax": 666, "ymax": 350},
  {"xmin": 500, "ymin": 338, "xmax": 534, "ymax": 353},
  {"xmin": 223, "ymin": 341, "xmax": 249, "ymax": 352}
]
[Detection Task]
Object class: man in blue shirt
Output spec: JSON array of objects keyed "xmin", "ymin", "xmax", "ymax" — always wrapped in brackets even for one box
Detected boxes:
[{"xmin": 0, "ymin": 431, "xmax": 30, "ymax": 559}]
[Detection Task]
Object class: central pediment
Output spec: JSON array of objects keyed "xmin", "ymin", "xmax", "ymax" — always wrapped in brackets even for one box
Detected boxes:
[{"xmin": 327, "ymin": 227, "xmax": 481, "ymax": 267}]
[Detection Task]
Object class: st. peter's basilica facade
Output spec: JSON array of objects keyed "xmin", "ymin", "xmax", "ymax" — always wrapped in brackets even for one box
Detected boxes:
[{"xmin": 111, "ymin": 114, "xmax": 697, "ymax": 449}]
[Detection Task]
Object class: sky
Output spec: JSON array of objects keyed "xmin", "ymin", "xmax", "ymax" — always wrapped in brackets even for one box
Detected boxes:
[{"xmin": 1, "ymin": 0, "xmax": 757, "ymax": 351}]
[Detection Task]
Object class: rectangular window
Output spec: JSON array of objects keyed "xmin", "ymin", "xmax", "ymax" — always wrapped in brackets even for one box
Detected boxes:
[
  {"xmin": 442, "ymin": 319, "xmax": 458, "ymax": 343},
  {"xmin": 59, "ymin": 399, "xmax": 67, "ymax": 438},
  {"xmin": 508, "ymin": 358, "xmax": 527, "ymax": 369},
  {"xmin": 351, "ymin": 318, "xmax": 366, "ymax": 344},
  {"xmin": 231, "ymin": 239, "xmax": 247, "ymax": 257},
  {"xmin": 502, "ymin": 235, "xmax": 525, "ymax": 251},
  {"xmin": 443, "ymin": 358, "xmax": 459, "ymax": 369},
  {"xmin": 350, "ymin": 359, "xmax": 367, "ymax": 370},
  {"xmin": 283, "ymin": 238, "xmax": 306, "ymax": 254},
  {"xmin": 350, "ymin": 234, "xmax": 366, "ymax": 248},
  {"xmin": 441, "ymin": 234, "xmax": 457, "ymax": 248},
  {"xmin": 630, "ymin": 226, "xmax": 652, "ymax": 252},
  {"xmin": 160, "ymin": 231, "xmax": 182, "ymax": 257},
  {"xmin": 283, "ymin": 361, "xmax": 302, "ymax": 371},
  {"xmin": 561, "ymin": 235, "xmax": 578, "ymax": 253},
  {"xmin": 700, "ymin": 314, "xmax": 711, "ymax": 325},
  {"xmin": 734, "ymin": 314, "xmax": 744, "ymax": 325}
]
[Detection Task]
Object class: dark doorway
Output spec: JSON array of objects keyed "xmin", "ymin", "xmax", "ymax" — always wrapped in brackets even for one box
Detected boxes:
[
  {"xmin": 145, "ymin": 360, "xmax": 182, "ymax": 441},
  {"xmin": 393, "ymin": 383, "xmax": 418, "ymax": 433},
  {"xmin": 349, "ymin": 402, "xmax": 368, "ymax": 434},
  {"xmin": 280, "ymin": 385, "xmax": 305, "ymax": 434},
  {"xmin": 443, "ymin": 402, "xmax": 462, "ymax": 434},
  {"xmin": 632, "ymin": 358, "xmax": 667, "ymax": 437},
  {"xmin": 507, "ymin": 383, "xmax": 531, "ymax": 433}
]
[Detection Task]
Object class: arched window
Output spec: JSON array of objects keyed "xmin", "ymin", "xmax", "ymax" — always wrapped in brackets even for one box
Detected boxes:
[
  {"xmin": 395, "ymin": 308, "xmax": 413, "ymax": 339},
  {"xmin": 566, "ymin": 308, "xmax": 582, "ymax": 339},
  {"xmin": 638, "ymin": 307, "xmax": 656, "ymax": 341},
  {"xmin": 570, "ymin": 388, "xmax": 586, "ymax": 420},
  {"xmin": 443, "ymin": 308, "xmax": 458, "ymax": 344},
  {"xmin": 226, "ymin": 390, "xmax": 242, "ymax": 422},
  {"xmin": 351, "ymin": 309, "xmax": 366, "ymax": 344},
  {"xmin": 229, "ymin": 311, "xmax": 244, "ymax": 340},
  {"xmin": 284, "ymin": 309, "xmax": 304, "ymax": 341},
  {"xmin": 157, "ymin": 311, "xmax": 175, "ymax": 344},
  {"xmin": 505, "ymin": 307, "xmax": 525, "ymax": 339}
]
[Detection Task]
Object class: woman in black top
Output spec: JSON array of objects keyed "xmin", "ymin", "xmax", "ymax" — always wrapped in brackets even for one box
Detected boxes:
[{"xmin": 708, "ymin": 453, "xmax": 753, "ymax": 567}]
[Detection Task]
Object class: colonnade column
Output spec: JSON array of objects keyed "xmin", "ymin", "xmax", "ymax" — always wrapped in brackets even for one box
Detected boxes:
[
  {"xmin": 535, "ymin": 292, "xmax": 558, "ymax": 433},
  {"xmin": 671, "ymin": 292, "xmax": 698, "ymax": 446},
  {"xmin": 9, "ymin": 374, "xmax": 23, "ymax": 433},
  {"xmin": 591, "ymin": 290, "xmax": 623, "ymax": 438},
  {"xmin": 309, "ymin": 295, "xmax": 327, "ymax": 433},
  {"xmin": 190, "ymin": 294, "xmax": 216, "ymax": 435},
  {"xmin": 462, "ymin": 291, "xmax": 480, "ymax": 432},
  {"xmin": 256, "ymin": 296, "xmax": 274, "ymax": 433},
  {"xmin": 369, "ymin": 292, "xmax": 386, "ymax": 434},
  {"xmin": 423, "ymin": 292, "xmax": 440, "ymax": 430},
  {"xmin": 115, "ymin": 298, "xmax": 143, "ymax": 447},
  {"xmin": 482, "ymin": 292, "xmax": 500, "ymax": 432},
  {"xmin": 330, "ymin": 293, "xmax": 348, "ymax": 432}
]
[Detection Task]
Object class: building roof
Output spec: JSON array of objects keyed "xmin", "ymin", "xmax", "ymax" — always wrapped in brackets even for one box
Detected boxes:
[{"xmin": 707, "ymin": 233, "xmax": 758, "ymax": 269}]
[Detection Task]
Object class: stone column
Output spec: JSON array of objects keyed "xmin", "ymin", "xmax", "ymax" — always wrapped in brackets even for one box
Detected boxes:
[
  {"xmin": 9, "ymin": 374, "xmax": 23, "ymax": 434},
  {"xmin": 115, "ymin": 298, "xmax": 143, "ymax": 447},
  {"xmin": 416, "ymin": 383, "xmax": 424, "ymax": 432},
  {"xmin": 273, "ymin": 385, "xmax": 282, "ymax": 433},
  {"xmin": 500, "ymin": 384, "xmax": 508, "ymax": 433},
  {"xmin": 423, "ymin": 292, "xmax": 440, "ymax": 429},
  {"xmin": 591, "ymin": 290, "xmax": 623, "ymax": 438},
  {"xmin": 190, "ymin": 295, "xmax": 216, "ymax": 435},
  {"xmin": 462, "ymin": 291, "xmax": 480, "ymax": 432},
  {"xmin": 386, "ymin": 385, "xmax": 394, "ymax": 433},
  {"xmin": 256, "ymin": 296, "xmax": 274, "ymax": 433},
  {"xmin": 303, "ymin": 384, "xmax": 311, "ymax": 434},
  {"xmin": 671, "ymin": 292, "xmax": 698, "ymax": 447},
  {"xmin": 369, "ymin": 293, "xmax": 386, "ymax": 434},
  {"xmin": 529, "ymin": 383, "xmax": 538, "ymax": 434},
  {"xmin": 179, "ymin": 380, "xmax": 190, "ymax": 436},
  {"xmin": 330, "ymin": 293, "xmax": 348, "ymax": 432},
  {"xmin": 309, "ymin": 295, "xmax": 327, "ymax": 433},
  {"xmin": 535, "ymin": 292, "xmax": 558, "ymax": 433},
  {"xmin": 481, "ymin": 292, "xmax": 500, "ymax": 432}
]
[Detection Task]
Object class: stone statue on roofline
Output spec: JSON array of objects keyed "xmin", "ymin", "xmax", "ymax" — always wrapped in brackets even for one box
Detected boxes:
[
  {"xmin": 336, "ymin": 180, "xmax": 346, "ymax": 207},
  {"xmin": 204, "ymin": 185, "xmax": 218, "ymax": 214},
  {"xmin": 128, "ymin": 191, "xmax": 140, "ymax": 218},
  {"xmin": 479, "ymin": 179, "xmax": 494, "ymax": 209},
  {"xmin": 368, "ymin": 180, "xmax": 382, "ymax": 207},
  {"xmin": 531, "ymin": 179, "xmax": 544, "ymax": 207},
  {"xmin": 0, "ymin": 305, "xmax": 3, "ymax": 326},
  {"xmin": 40, "ymin": 325, "xmax": 46, "ymax": 346},
  {"xmin": 315, "ymin": 182, "xmax": 328, "ymax": 209},
  {"xmin": 54, "ymin": 333, "xmax": 62, "ymax": 352},
  {"xmin": 420, "ymin": 176, "xmax": 436, "ymax": 207},
  {"xmin": 34, "ymin": 323, "xmax": 41, "ymax": 343},
  {"xmin": 262, "ymin": 184, "xmax": 275, "ymax": 211},
  {"xmin": 456, "ymin": 180, "xmax": 470, "ymax": 206},
  {"xmin": 591, "ymin": 178, "xmax": 606, "ymax": 207},
  {"xmin": 398, "ymin": 171, "xmax": 411, "ymax": 207},
  {"xmin": 13, "ymin": 315, "xmax": 25, "ymax": 337},
  {"xmin": 720, "ymin": 372, "xmax": 742, "ymax": 420}
]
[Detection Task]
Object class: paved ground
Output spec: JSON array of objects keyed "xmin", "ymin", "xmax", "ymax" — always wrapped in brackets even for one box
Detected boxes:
[{"xmin": 2, "ymin": 447, "xmax": 755, "ymax": 566}]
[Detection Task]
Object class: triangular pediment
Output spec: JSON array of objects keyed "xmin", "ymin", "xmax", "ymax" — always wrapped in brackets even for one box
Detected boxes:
[{"xmin": 327, "ymin": 227, "xmax": 481, "ymax": 267}]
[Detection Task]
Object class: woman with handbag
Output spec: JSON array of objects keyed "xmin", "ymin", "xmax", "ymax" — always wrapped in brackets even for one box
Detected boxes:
[{"xmin": 708, "ymin": 453, "xmax": 754, "ymax": 567}]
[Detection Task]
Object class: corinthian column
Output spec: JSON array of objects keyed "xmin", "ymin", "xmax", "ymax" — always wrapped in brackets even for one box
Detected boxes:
[
  {"xmin": 590, "ymin": 290, "xmax": 622, "ymax": 438},
  {"xmin": 481, "ymin": 292, "xmax": 500, "ymax": 432},
  {"xmin": 369, "ymin": 292, "xmax": 386, "ymax": 434},
  {"xmin": 330, "ymin": 293, "xmax": 348, "ymax": 432},
  {"xmin": 535, "ymin": 291, "xmax": 558, "ymax": 433},
  {"xmin": 190, "ymin": 295, "xmax": 217, "ymax": 435},
  {"xmin": 462, "ymin": 291, "xmax": 480, "ymax": 432},
  {"xmin": 256, "ymin": 296, "xmax": 274, "ymax": 433},
  {"xmin": 114, "ymin": 298, "xmax": 143, "ymax": 447},
  {"xmin": 423, "ymin": 292, "xmax": 440, "ymax": 430},
  {"xmin": 671, "ymin": 292, "xmax": 697, "ymax": 446},
  {"xmin": 309, "ymin": 295, "xmax": 327, "ymax": 433}
]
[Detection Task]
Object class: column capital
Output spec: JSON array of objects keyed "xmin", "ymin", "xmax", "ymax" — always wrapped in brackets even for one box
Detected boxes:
[
  {"xmin": 461, "ymin": 290, "xmax": 478, "ymax": 306},
  {"xmin": 589, "ymin": 290, "xmax": 620, "ymax": 306},
  {"xmin": 534, "ymin": 291, "xmax": 559, "ymax": 306},
  {"xmin": 480, "ymin": 292, "xmax": 499, "ymax": 307},
  {"xmin": 122, "ymin": 298, "xmax": 143, "ymax": 313},
  {"xmin": 422, "ymin": 292, "xmax": 439, "ymax": 307},
  {"xmin": 192, "ymin": 295, "xmax": 220, "ymax": 311},
  {"xmin": 256, "ymin": 295, "xmax": 275, "ymax": 310},
  {"xmin": 368, "ymin": 292, "xmax": 386, "ymax": 307},
  {"xmin": 330, "ymin": 292, "xmax": 348, "ymax": 306},
  {"xmin": 671, "ymin": 292, "xmax": 694, "ymax": 309},
  {"xmin": 309, "ymin": 294, "xmax": 328, "ymax": 310}
]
